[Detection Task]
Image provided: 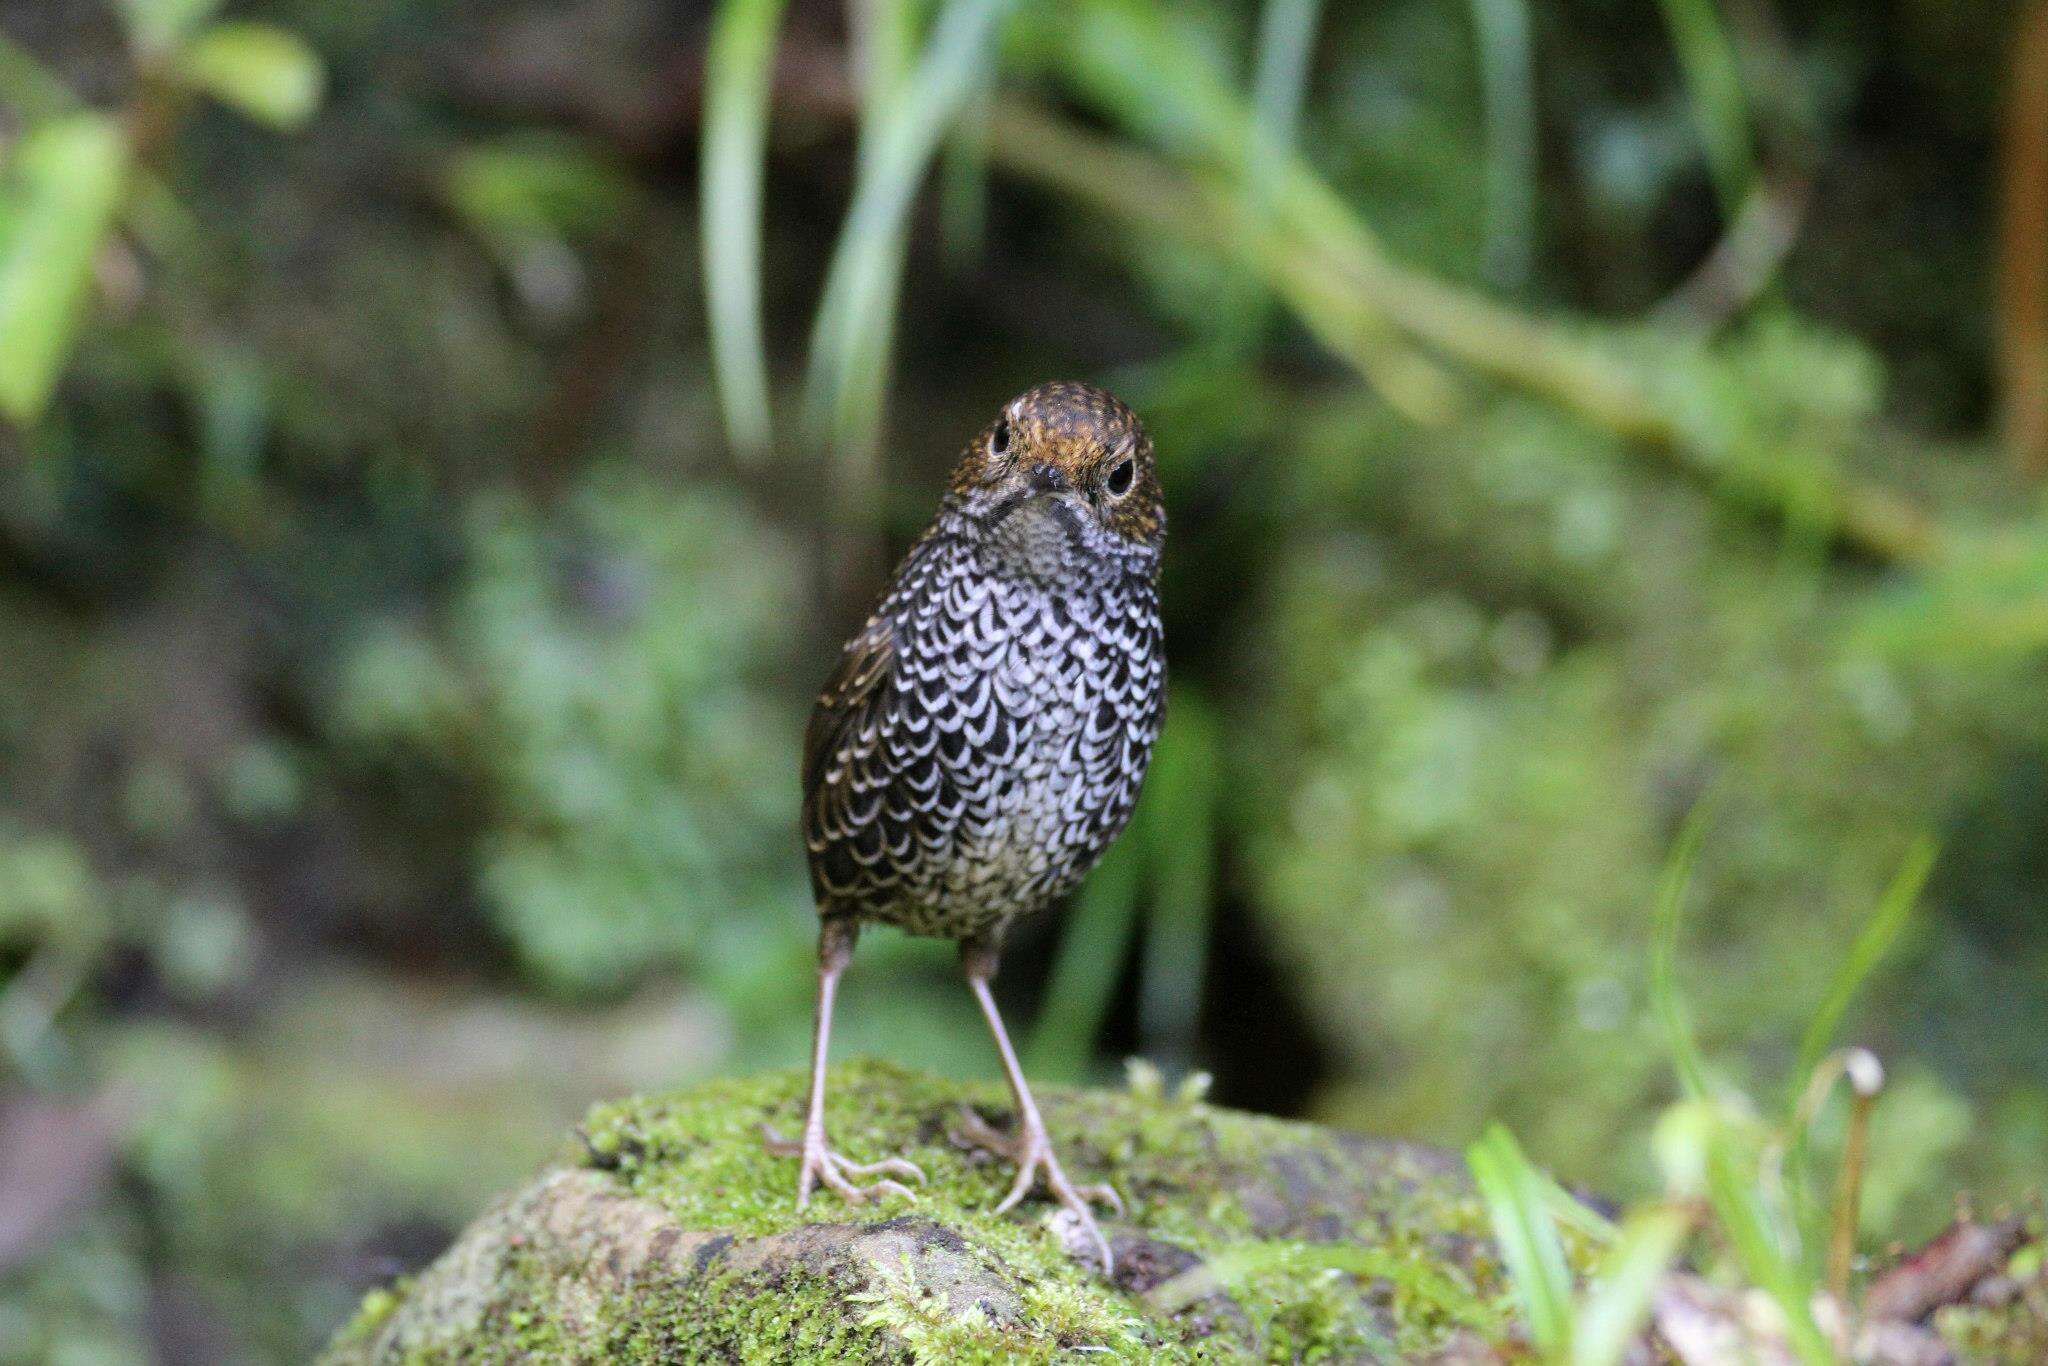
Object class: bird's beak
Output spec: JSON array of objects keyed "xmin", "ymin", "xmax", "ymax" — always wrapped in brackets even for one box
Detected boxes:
[{"xmin": 1023, "ymin": 463, "xmax": 1071, "ymax": 497}]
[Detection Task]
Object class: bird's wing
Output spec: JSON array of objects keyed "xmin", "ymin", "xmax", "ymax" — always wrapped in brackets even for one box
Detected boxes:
[{"xmin": 801, "ymin": 610, "xmax": 897, "ymax": 818}]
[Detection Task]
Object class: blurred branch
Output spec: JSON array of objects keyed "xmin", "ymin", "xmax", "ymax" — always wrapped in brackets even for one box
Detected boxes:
[
  {"xmin": 1998, "ymin": 0, "xmax": 2048, "ymax": 481},
  {"xmin": 983, "ymin": 102, "xmax": 1940, "ymax": 566},
  {"xmin": 1653, "ymin": 173, "xmax": 1807, "ymax": 330}
]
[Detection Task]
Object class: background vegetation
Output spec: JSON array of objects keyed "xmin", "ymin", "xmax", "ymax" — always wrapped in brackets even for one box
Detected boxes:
[{"xmin": 1, "ymin": 0, "xmax": 2044, "ymax": 1359}]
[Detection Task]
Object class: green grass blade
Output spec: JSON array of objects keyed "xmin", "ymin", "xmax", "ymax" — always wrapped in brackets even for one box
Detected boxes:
[
  {"xmin": 1465, "ymin": 0, "xmax": 1537, "ymax": 287},
  {"xmin": 700, "ymin": 0, "xmax": 790, "ymax": 460},
  {"xmin": 1467, "ymin": 1124, "xmax": 1574, "ymax": 1355},
  {"xmin": 801, "ymin": 0, "xmax": 1014, "ymax": 461},
  {"xmin": 1570, "ymin": 1207, "xmax": 1690, "ymax": 1366},
  {"xmin": 1025, "ymin": 806, "xmax": 1143, "ymax": 1081},
  {"xmin": 1249, "ymin": 0, "xmax": 1321, "ymax": 172},
  {"xmin": 1653, "ymin": 0, "xmax": 1755, "ymax": 215},
  {"xmin": 1211, "ymin": 0, "xmax": 1322, "ymax": 354},
  {"xmin": 1703, "ymin": 1128, "xmax": 1833, "ymax": 1364},
  {"xmin": 937, "ymin": 89, "xmax": 990, "ymax": 269},
  {"xmin": 1135, "ymin": 693, "xmax": 1220, "ymax": 1067},
  {"xmin": 1649, "ymin": 797, "xmax": 1718, "ymax": 1101},
  {"xmin": 1793, "ymin": 835, "xmax": 1937, "ymax": 1087}
]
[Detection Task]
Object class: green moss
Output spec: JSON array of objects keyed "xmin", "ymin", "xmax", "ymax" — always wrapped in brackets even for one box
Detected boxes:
[
  {"xmin": 333, "ymin": 1060, "xmax": 1530, "ymax": 1362},
  {"xmin": 327, "ymin": 1282, "xmax": 406, "ymax": 1352}
]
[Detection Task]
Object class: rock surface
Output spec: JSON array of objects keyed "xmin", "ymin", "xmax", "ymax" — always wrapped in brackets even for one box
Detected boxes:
[{"xmin": 321, "ymin": 1060, "xmax": 1521, "ymax": 1362}]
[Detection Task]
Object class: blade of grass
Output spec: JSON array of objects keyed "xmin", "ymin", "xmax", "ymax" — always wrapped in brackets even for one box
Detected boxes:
[
  {"xmin": 1136, "ymin": 693, "xmax": 1219, "ymax": 1069},
  {"xmin": 1211, "ymin": 0, "xmax": 1324, "ymax": 352},
  {"xmin": 800, "ymin": 0, "xmax": 1014, "ymax": 463},
  {"xmin": 1782, "ymin": 837, "xmax": 1930, "ymax": 1260},
  {"xmin": 1468, "ymin": 1124, "xmax": 1574, "ymax": 1356},
  {"xmin": 1539, "ymin": 1169, "xmax": 1621, "ymax": 1247},
  {"xmin": 1466, "ymin": 0, "xmax": 1537, "ymax": 288},
  {"xmin": 1649, "ymin": 796, "xmax": 1719, "ymax": 1101},
  {"xmin": 1793, "ymin": 835, "xmax": 1937, "ymax": 1086},
  {"xmin": 1570, "ymin": 1206, "xmax": 1692, "ymax": 1366},
  {"xmin": 1703, "ymin": 1124, "xmax": 1834, "ymax": 1364},
  {"xmin": 1653, "ymin": 0, "xmax": 1755, "ymax": 216},
  {"xmin": 1249, "ymin": 0, "xmax": 1321, "ymax": 174},
  {"xmin": 937, "ymin": 87, "xmax": 990, "ymax": 269},
  {"xmin": 1025, "ymin": 810, "xmax": 1144, "ymax": 1081},
  {"xmin": 700, "ymin": 0, "xmax": 790, "ymax": 460}
]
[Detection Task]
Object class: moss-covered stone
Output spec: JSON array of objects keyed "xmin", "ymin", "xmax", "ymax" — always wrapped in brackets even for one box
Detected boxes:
[{"xmin": 321, "ymin": 1059, "xmax": 1525, "ymax": 1362}]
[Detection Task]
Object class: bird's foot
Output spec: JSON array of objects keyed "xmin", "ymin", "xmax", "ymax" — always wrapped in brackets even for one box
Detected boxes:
[
  {"xmin": 762, "ymin": 1123, "xmax": 924, "ymax": 1208},
  {"xmin": 954, "ymin": 1106, "xmax": 1122, "ymax": 1272}
]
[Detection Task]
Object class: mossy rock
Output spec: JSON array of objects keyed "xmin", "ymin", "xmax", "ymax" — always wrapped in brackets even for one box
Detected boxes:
[{"xmin": 321, "ymin": 1059, "xmax": 1530, "ymax": 1362}]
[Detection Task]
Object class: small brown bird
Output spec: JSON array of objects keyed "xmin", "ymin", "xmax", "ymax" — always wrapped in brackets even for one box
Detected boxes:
[{"xmin": 765, "ymin": 382, "xmax": 1165, "ymax": 1271}]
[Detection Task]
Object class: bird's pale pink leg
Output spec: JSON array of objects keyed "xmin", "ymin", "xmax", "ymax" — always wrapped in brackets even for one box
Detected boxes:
[
  {"xmin": 763, "ymin": 919, "xmax": 924, "ymax": 1206},
  {"xmin": 957, "ymin": 940, "xmax": 1122, "ymax": 1273}
]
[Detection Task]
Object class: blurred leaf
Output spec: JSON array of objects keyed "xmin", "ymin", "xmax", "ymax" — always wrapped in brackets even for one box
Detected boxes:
[
  {"xmin": 446, "ymin": 136, "xmax": 634, "ymax": 240},
  {"xmin": 118, "ymin": 0, "xmax": 226, "ymax": 56},
  {"xmin": 701, "ymin": 0, "xmax": 790, "ymax": 459},
  {"xmin": 189, "ymin": 342, "xmax": 271, "ymax": 514},
  {"xmin": 1467, "ymin": 1123, "xmax": 1575, "ymax": 1355},
  {"xmin": 176, "ymin": 22, "xmax": 325, "ymax": 130},
  {"xmin": 446, "ymin": 135, "xmax": 636, "ymax": 320},
  {"xmin": 0, "ymin": 114, "xmax": 130, "ymax": 425},
  {"xmin": 0, "ymin": 31, "xmax": 80, "ymax": 120}
]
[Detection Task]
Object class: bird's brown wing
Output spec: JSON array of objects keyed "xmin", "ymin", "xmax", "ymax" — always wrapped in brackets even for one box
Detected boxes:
[
  {"xmin": 802, "ymin": 611, "xmax": 896, "ymax": 802},
  {"xmin": 801, "ymin": 610, "xmax": 901, "ymax": 909}
]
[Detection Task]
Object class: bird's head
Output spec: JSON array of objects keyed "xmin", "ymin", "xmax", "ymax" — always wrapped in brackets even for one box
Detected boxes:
[{"xmin": 947, "ymin": 382, "xmax": 1163, "ymax": 577}]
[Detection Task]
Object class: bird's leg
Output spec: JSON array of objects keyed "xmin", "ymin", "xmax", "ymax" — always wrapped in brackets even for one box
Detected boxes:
[
  {"xmin": 762, "ymin": 919, "xmax": 924, "ymax": 1207},
  {"xmin": 956, "ymin": 939, "xmax": 1123, "ymax": 1272}
]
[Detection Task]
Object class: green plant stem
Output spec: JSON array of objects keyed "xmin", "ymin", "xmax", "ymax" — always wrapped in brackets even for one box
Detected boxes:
[
  {"xmin": 1653, "ymin": 0, "xmax": 1756, "ymax": 216},
  {"xmin": 1828, "ymin": 1082, "xmax": 1876, "ymax": 1302},
  {"xmin": 1465, "ymin": 0, "xmax": 1537, "ymax": 287}
]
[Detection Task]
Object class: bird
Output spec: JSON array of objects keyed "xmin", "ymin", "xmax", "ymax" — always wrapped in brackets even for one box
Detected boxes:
[{"xmin": 764, "ymin": 381, "xmax": 1166, "ymax": 1273}]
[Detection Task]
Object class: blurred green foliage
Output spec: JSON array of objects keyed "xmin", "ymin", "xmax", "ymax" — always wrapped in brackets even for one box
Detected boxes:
[
  {"xmin": 331, "ymin": 478, "xmax": 806, "ymax": 996},
  {"xmin": 0, "ymin": 0, "xmax": 2044, "ymax": 1359}
]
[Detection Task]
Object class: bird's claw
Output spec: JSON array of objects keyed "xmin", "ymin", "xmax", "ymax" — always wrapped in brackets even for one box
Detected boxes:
[
  {"xmin": 762, "ymin": 1123, "xmax": 924, "ymax": 1207},
  {"xmin": 953, "ymin": 1106, "xmax": 1121, "ymax": 1273}
]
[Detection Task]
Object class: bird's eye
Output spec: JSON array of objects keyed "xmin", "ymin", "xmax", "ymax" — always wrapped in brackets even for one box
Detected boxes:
[
  {"xmin": 990, "ymin": 418, "xmax": 1011, "ymax": 458},
  {"xmin": 1104, "ymin": 457, "xmax": 1135, "ymax": 498}
]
